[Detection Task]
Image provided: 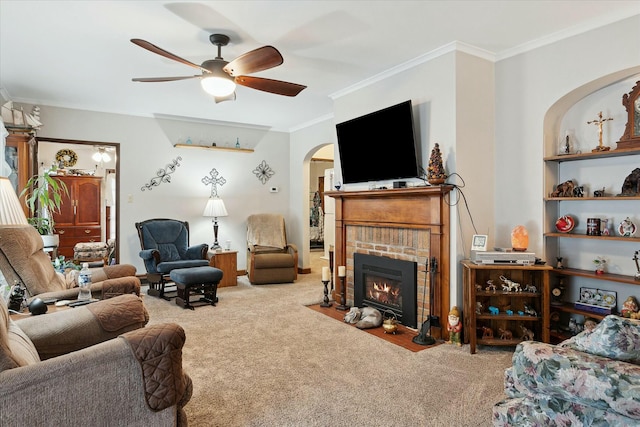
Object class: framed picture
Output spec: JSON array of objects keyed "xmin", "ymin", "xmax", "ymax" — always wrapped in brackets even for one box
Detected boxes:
[
  {"xmin": 471, "ymin": 234, "xmax": 488, "ymax": 252},
  {"xmin": 12, "ymin": 109, "xmax": 25, "ymax": 126}
]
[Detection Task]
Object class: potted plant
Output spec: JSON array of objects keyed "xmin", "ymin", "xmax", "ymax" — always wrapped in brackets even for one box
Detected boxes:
[{"xmin": 20, "ymin": 166, "xmax": 69, "ymax": 246}]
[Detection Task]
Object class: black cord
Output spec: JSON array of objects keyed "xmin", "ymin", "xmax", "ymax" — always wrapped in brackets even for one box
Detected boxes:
[{"xmin": 443, "ymin": 172, "xmax": 479, "ymax": 235}]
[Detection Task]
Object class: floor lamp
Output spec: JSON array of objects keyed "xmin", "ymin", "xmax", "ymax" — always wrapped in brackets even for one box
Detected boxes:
[{"xmin": 203, "ymin": 197, "xmax": 228, "ymax": 250}]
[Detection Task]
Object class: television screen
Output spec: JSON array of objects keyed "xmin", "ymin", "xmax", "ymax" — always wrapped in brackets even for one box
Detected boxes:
[{"xmin": 335, "ymin": 100, "xmax": 419, "ymax": 185}]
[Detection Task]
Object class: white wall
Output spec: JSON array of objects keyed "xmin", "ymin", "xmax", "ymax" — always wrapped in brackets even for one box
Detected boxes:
[
  {"xmin": 30, "ymin": 105, "xmax": 291, "ymax": 273},
  {"xmin": 494, "ymin": 15, "xmax": 640, "ymax": 255}
]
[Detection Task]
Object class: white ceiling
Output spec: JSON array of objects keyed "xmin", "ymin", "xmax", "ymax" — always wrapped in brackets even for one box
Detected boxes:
[{"xmin": 1, "ymin": 1, "xmax": 639, "ymax": 132}]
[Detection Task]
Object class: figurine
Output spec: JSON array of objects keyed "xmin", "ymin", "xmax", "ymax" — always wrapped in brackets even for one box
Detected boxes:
[
  {"xmin": 634, "ymin": 251, "xmax": 640, "ymax": 280},
  {"xmin": 523, "ymin": 304, "xmax": 537, "ymax": 317},
  {"xmin": 568, "ymin": 317, "xmax": 578, "ymax": 335},
  {"xmin": 621, "ymin": 296, "xmax": 639, "ymax": 318},
  {"xmin": 520, "ymin": 325, "xmax": 535, "ymax": 341},
  {"xmin": 593, "ymin": 187, "xmax": 606, "ymax": 197},
  {"xmin": 524, "ymin": 284, "xmax": 537, "ymax": 293},
  {"xmin": 550, "ymin": 180, "xmax": 575, "ymax": 198},
  {"xmin": 556, "ymin": 257, "xmax": 564, "ymax": 269},
  {"xmin": 498, "ymin": 328, "xmax": 513, "ymax": 340},
  {"xmin": 593, "ymin": 256, "xmax": 607, "ymax": 274},
  {"xmin": 584, "ymin": 318, "xmax": 598, "ymax": 333},
  {"xmin": 485, "ymin": 280, "xmax": 497, "ymax": 292},
  {"xmin": 488, "ymin": 306, "xmax": 499, "ymax": 315},
  {"xmin": 572, "ymin": 185, "xmax": 584, "ymax": 197},
  {"xmin": 506, "ymin": 309, "xmax": 514, "ymax": 316},
  {"xmin": 481, "ymin": 326, "xmax": 494, "ymax": 339},
  {"xmin": 446, "ymin": 306, "xmax": 462, "ymax": 346},
  {"xmin": 475, "ymin": 301, "xmax": 483, "ymax": 315}
]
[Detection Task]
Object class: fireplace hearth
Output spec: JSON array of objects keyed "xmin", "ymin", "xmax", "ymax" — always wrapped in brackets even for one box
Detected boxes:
[{"xmin": 354, "ymin": 253, "xmax": 417, "ymax": 328}]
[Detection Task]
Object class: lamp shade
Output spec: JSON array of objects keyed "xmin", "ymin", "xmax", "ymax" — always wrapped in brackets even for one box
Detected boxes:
[
  {"xmin": 203, "ymin": 197, "xmax": 228, "ymax": 218},
  {"xmin": 0, "ymin": 176, "xmax": 29, "ymax": 225}
]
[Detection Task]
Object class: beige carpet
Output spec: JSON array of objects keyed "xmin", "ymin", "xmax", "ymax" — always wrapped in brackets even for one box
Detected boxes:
[{"xmin": 142, "ymin": 254, "xmax": 513, "ymax": 427}]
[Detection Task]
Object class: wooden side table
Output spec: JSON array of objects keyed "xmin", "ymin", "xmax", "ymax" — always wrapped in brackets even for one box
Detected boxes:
[{"xmin": 208, "ymin": 250, "xmax": 238, "ymax": 287}]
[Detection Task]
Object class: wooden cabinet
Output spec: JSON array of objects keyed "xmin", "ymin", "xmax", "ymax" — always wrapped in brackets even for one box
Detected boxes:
[
  {"xmin": 209, "ymin": 250, "xmax": 237, "ymax": 287},
  {"xmin": 53, "ymin": 176, "xmax": 102, "ymax": 258},
  {"xmin": 4, "ymin": 132, "xmax": 35, "ymax": 215},
  {"xmin": 543, "ymin": 148, "xmax": 640, "ymax": 343},
  {"xmin": 462, "ymin": 260, "xmax": 550, "ymax": 354}
]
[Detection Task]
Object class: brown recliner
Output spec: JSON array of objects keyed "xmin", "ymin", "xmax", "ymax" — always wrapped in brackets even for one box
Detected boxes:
[
  {"xmin": 247, "ymin": 214, "xmax": 298, "ymax": 284},
  {"xmin": 0, "ymin": 295, "xmax": 191, "ymax": 426},
  {"xmin": 0, "ymin": 225, "xmax": 140, "ymax": 302}
]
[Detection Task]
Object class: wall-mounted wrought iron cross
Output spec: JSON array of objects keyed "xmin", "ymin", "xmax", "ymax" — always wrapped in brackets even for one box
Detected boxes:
[{"xmin": 202, "ymin": 168, "xmax": 227, "ymax": 197}]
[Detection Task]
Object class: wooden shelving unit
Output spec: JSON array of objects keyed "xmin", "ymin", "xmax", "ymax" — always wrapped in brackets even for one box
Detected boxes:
[
  {"xmin": 461, "ymin": 260, "xmax": 551, "ymax": 354},
  {"xmin": 544, "ymin": 146, "xmax": 640, "ymax": 343},
  {"xmin": 174, "ymin": 143, "xmax": 254, "ymax": 153}
]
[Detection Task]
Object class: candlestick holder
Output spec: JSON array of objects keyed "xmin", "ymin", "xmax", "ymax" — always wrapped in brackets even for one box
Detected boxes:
[
  {"xmin": 335, "ymin": 276, "xmax": 349, "ymax": 311},
  {"xmin": 320, "ymin": 280, "xmax": 332, "ymax": 307}
]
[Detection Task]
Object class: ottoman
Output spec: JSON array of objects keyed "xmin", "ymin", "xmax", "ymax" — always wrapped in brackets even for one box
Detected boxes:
[{"xmin": 169, "ymin": 266, "xmax": 223, "ymax": 310}]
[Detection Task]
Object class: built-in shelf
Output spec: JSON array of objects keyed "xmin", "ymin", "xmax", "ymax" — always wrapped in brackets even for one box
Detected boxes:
[
  {"xmin": 174, "ymin": 143, "xmax": 254, "ymax": 153},
  {"xmin": 544, "ymin": 232, "xmax": 640, "ymax": 243},
  {"xmin": 544, "ymin": 147, "xmax": 640, "ymax": 162},
  {"xmin": 549, "ymin": 302, "xmax": 608, "ymax": 321},
  {"xmin": 545, "ymin": 196, "xmax": 640, "ymax": 201},
  {"xmin": 552, "ymin": 267, "xmax": 640, "ymax": 285}
]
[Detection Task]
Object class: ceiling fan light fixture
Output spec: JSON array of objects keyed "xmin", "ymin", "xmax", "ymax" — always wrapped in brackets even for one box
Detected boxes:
[{"xmin": 201, "ymin": 76, "xmax": 236, "ymax": 97}]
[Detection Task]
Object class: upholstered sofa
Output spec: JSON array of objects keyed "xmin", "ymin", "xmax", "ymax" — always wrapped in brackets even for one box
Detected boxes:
[
  {"xmin": 0, "ymin": 294, "xmax": 192, "ymax": 425},
  {"xmin": 493, "ymin": 315, "xmax": 640, "ymax": 426},
  {"xmin": 0, "ymin": 225, "xmax": 140, "ymax": 302}
]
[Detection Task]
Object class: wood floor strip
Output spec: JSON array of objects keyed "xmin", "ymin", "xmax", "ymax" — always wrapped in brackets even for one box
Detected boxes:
[{"xmin": 307, "ymin": 303, "xmax": 442, "ymax": 352}]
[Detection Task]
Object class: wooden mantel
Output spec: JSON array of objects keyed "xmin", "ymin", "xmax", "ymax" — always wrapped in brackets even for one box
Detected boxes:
[{"xmin": 326, "ymin": 186, "xmax": 453, "ymax": 338}]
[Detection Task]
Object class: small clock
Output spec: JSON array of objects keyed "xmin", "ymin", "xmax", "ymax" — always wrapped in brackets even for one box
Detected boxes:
[{"xmin": 551, "ymin": 285, "xmax": 564, "ymax": 305}]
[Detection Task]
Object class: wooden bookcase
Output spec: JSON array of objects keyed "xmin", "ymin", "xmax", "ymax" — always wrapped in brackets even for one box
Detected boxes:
[{"xmin": 462, "ymin": 260, "xmax": 550, "ymax": 354}]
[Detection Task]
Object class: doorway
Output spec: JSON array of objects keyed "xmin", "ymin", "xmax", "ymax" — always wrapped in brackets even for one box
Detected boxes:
[{"xmin": 35, "ymin": 137, "xmax": 120, "ymax": 262}]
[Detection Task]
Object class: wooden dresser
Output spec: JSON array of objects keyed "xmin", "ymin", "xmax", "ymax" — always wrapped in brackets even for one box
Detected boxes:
[{"xmin": 53, "ymin": 176, "xmax": 102, "ymax": 259}]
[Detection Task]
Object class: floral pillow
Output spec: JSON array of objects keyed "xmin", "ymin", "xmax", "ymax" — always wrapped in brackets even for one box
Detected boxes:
[{"xmin": 560, "ymin": 315, "xmax": 640, "ymax": 364}]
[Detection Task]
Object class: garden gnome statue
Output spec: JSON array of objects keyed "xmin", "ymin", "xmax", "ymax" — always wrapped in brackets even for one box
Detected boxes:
[
  {"xmin": 427, "ymin": 143, "xmax": 446, "ymax": 185},
  {"xmin": 446, "ymin": 306, "xmax": 462, "ymax": 346}
]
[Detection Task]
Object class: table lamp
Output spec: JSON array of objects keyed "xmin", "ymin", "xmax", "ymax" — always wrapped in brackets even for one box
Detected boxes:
[
  {"xmin": 203, "ymin": 197, "xmax": 228, "ymax": 250},
  {"xmin": 0, "ymin": 176, "xmax": 29, "ymax": 225}
]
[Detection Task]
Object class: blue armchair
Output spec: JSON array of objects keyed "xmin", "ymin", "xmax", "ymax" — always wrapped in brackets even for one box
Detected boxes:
[{"xmin": 135, "ymin": 218, "xmax": 209, "ymax": 299}]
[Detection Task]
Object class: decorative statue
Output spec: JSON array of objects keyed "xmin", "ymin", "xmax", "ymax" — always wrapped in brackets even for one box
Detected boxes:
[
  {"xmin": 446, "ymin": 306, "xmax": 462, "ymax": 346},
  {"xmin": 427, "ymin": 143, "xmax": 446, "ymax": 185},
  {"xmin": 621, "ymin": 296, "xmax": 639, "ymax": 318}
]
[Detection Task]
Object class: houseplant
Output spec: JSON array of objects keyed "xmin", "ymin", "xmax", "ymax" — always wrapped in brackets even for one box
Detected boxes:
[{"xmin": 20, "ymin": 166, "xmax": 69, "ymax": 244}]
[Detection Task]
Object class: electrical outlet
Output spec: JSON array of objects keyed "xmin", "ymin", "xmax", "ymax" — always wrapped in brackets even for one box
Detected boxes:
[{"xmin": 127, "ymin": 194, "xmax": 133, "ymax": 203}]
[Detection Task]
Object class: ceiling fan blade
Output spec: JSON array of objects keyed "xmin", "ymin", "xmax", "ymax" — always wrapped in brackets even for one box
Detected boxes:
[
  {"xmin": 214, "ymin": 92, "xmax": 237, "ymax": 104},
  {"xmin": 236, "ymin": 76, "xmax": 306, "ymax": 97},
  {"xmin": 132, "ymin": 75, "xmax": 201, "ymax": 82},
  {"xmin": 223, "ymin": 46, "xmax": 283, "ymax": 77},
  {"xmin": 131, "ymin": 39, "xmax": 208, "ymax": 73}
]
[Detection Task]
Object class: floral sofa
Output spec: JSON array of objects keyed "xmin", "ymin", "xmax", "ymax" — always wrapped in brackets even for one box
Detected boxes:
[{"xmin": 493, "ymin": 315, "xmax": 640, "ymax": 426}]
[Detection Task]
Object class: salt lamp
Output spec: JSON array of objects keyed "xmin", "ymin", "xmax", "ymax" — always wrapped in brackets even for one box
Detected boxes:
[{"xmin": 511, "ymin": 225, "xmax": 529, "ymax": 252}]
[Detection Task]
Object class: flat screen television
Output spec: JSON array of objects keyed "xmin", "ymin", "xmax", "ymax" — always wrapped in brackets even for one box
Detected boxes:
[{"xmin": 335, "ymin": 100, "xmax": 420, "ymax": 185}]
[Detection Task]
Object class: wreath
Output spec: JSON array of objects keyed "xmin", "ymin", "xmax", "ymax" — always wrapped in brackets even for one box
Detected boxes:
[{"xmin": 55, "ymin": 149, "xmax": 78, "ymax": 167}]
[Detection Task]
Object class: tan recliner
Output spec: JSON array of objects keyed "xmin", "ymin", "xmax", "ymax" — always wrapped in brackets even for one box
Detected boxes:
[
  {"xmin": 0, "ymin": 294, "xmax": 192, "ymax": 426},
  {"xmin": 247, "ymin": 214, "xmax": 298, "ymax": 285},
  {"xmin": 0, "ymin": 225, "xmax": 140, "ymax": 302}
]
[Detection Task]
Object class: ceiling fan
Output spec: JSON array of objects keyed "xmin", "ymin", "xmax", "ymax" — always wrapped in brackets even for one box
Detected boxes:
[{"xmin": 131, "ymin": 34, "xmax": 306, "ymax": 103}]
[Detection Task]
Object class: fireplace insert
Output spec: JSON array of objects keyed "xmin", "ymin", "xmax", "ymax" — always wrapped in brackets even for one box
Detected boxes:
[{"xmin": 354, "ymin": 253, "xmax": 417, "ymax": 328}]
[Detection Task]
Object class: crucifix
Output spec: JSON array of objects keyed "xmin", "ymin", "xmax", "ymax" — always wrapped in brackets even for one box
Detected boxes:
[
  {"xmin": 201, "ymin": 168, "xmax": 226, "ymax": 197},
  {"xmin": 587, "ymin": 111, "xmax": 614, "ymax": 152},
  {"xmin": 633, "ymin": 250, "xmax": 640, "ymax": 280}
]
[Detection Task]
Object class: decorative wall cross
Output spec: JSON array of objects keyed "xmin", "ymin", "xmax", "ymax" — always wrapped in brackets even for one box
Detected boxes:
[
  {"xmin": 202, "ymin": 168, "xmax": 226, "ymax": 197},
  {"xmin": 587, "ymin": 111, "xmax": 613, "ymax": 152},
  {"xmin": 253, "ymin": 160, "xmax": 275, "ymax": 184}
]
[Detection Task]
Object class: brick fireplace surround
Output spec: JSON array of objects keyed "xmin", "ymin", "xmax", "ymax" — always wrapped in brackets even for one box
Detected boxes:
[{"xmin": 327, "ymin": 187, "xmax": 452, "ymax": 338}]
